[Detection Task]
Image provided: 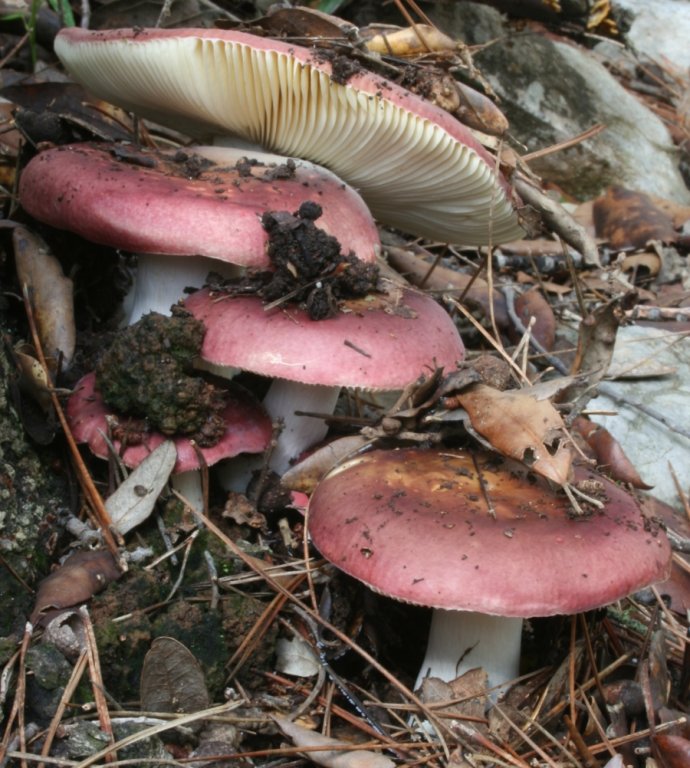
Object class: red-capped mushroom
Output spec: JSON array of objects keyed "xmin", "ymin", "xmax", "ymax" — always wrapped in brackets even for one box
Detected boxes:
[
  {"xmin": 308, "ymin": 448, "xmax": 672, "ymax": 692},
  {"xmin": 53, "ymin": 27, "xmax": 524, "ymax": 246},
  {"xmin": 68, "ymin": 371, "xmax": 272, "ymax": 511},
  {"xmin": 19, "ymin": 142, "xmax": 379, "ymax": 323},
  {"xmin": 184, "ymin": 286, "xmax": 465, "ymax": 473}
]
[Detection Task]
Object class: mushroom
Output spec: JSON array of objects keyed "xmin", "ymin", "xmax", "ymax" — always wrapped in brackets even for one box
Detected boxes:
[
  {"xmin": 68, "ymin": 371, "xmax": 272, "ymax": 512},
  {"xmin": 183, "ymin": 286, "xmax": 465, "ymax": 474},
  {"xmin": 307, "ymin": 447, "xmax": 672, "ymax": 692},
  {"xmin": 53, "ymin": 27, "xmax": 524, "ymax": 245},
  {"xmin": 18, "ymin": 142, "xmax": 380, "ymax": 323}
]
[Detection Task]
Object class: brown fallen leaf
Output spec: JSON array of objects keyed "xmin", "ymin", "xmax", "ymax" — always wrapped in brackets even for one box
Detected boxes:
[
  {"xmin": 13, "ymin": 226, "xmax": 75, "ymax": 372},
  {"xmin": 593, "ymin": 186, "xmax": 677, "ymax": 250},
  {"xmin": 653, "ymin": 734, "xmax": 690, "ymax": 768},
  {"xmin": 274, "ymin": 716, "xmax": 395, "ymax": 768},
  {"xmin": 454, "ymin": 383, "xmax": 573, "ymax": 485},
  {"xmin": 31, "ymin": 550, "xmax": 122, "ymax": 626},
  {"xmin": 573, "ymin": 416, "xmax": 652, "ymax": 489},
  {"xmin": 140, "ymin": 636, "xmax": 210, "ymax": 718}
]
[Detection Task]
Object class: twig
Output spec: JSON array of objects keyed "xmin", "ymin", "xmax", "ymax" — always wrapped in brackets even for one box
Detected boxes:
[
  {"xmin": 522, "ymin": 123, "xmax": 606, "ymax": 162},
  {"xmin": 21, "ymin": 286, "xmax": 120, "ymax": 557},
  {"xmin": 177, "ymin": 495, "xmax": 452, "ymax": 757},
  {"xmin": 514, "ymin": 175, "xmax": 601, "ymax": 267}
]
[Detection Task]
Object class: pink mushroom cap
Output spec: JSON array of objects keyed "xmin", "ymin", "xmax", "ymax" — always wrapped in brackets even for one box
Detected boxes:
[
  {"xmin": 183, "ymin": 286, "xmax": 465, "ymax": 389},
  {"xmin": 308, "ymin": 448, "xmax": 672, "ymax": 617},
  {"xmin": 53, "ymin": 27, "xmax": 524, "ymax": 245},
  {"xmin": 67, "ymin": 371, "xmax": 272, "ymax": 473},
  {"xmin": 18, "ymin": 143, "xmax": 379, "ymax": 269}
]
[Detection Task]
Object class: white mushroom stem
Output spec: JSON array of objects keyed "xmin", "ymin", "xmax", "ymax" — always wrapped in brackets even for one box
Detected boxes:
[
  {"xmin": 171, "ymin": 470, "xmax": 205, "ymax": 514},
  {"xmin": 125, "ymin": 255, "xmax": 240, "ymax": 324},
  {"xmin": 262, "ymin": 382, "xmax": 340, "ymax": 474},
  {"xmin": 415, "ymin": 611, "xmax": 523, "ymax": 694}
]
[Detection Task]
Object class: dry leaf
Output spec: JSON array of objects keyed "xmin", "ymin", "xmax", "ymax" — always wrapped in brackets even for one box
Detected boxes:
[
  {"xmin": 13, "ymin": 226, "xmax": 75, "ymax": 371},
  {"xmin": 105, "ymin": 440, "xmax": 177, "ymax": 535},
  {"xmin": 274, "ymin": 716, "xmax": 395, "ymax": 768},
  {"xmin": 282, "ymin": 435, "xmax": 371, "ymax": 493},
  {"xmin": 140, "ymin": 637, "xmax": 210, "ymax": 716},
  {"xmin": 31, "ymin": 551, "xmax": 121, "ymax": 626},
  {"xmin": 364, "ymin": 24, "xmax": 456, "ymax": 57},
  {"xmin": 573, "ymin": 417, "xmax": 652, "ymax": 489},
  {"xmin": 456, "ymin": 383, "xmax": 573, "ymax": 484},
  {"xmin": 275, "ymin": 636, "xmax": 320, "ymax": 677},
  {"xmin": 654, "ymin": 734, "xmax": 690, "ymax": 767},
  {"xmin": 593, "ymin": 186, "xmax": 677, "ymax": 249}
]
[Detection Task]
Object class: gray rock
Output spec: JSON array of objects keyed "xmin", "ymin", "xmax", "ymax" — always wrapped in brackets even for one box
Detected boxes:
[
  {"xmin": 429, "ymin": 2, "xmax": 690, "ymax": 203},
  {"xmin": 612, "ymin": 0, "xmax": 690, "ymax": 74}
]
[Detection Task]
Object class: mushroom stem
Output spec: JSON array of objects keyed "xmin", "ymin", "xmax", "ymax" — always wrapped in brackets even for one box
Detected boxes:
[
  {"xmin": 171, "ymin": 470, "xmax": 205, "ymax": 514},
  {"xmin": 415, "ymin": 610, "xmax": 522, "ymax": 694},
  {"xmin": 262, "ymin": 381, "xmax": 340, "ymax": 474},
  {"xmin": 125, "ymin": 255, "xmax": 239, "ymax": 324}
]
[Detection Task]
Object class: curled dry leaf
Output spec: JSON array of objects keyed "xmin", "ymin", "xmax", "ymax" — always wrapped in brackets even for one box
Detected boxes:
[
  {"xmin": 274, "ymin": 716, "xmax": 395, "ymax": 768},
  {"xmin": 140, "ymin": 636, "xmax": 210, "ymax": 718},
  {"xmin": 455, "ymin": 383, "xmax": 573, "ymax": 484},
  {"xmin": 364, "ymin": 24, "xmax": 457, "ymax": 57},
  {"xmin": 31, "ymin": 550, "xmax": 122, "ymax": 626},
  {"xmin": 282, "ymin": 435, "xmax": 371, "ymax": 493},
  {"xmin": 573, "ymin": 416, "xmax": 652, "ymax": 489},
  {"xmin": 13, "ymin": 225, "xmax": 75, "ymax": 372}
]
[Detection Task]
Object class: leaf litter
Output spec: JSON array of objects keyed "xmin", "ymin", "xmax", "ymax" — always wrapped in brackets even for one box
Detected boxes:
[{"xmin": 1, "ymin": 1, "xmax": 690, "ymax": 767}]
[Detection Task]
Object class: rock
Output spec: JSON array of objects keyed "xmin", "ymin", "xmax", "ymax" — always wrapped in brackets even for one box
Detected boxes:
[
  {"xmin": 429, "ymin": 2, "xmax": 690, "ymax": 203},
  {"xmin": 588, "ymin": 325, "xmax": 690, "ymax": 509},
  {"xmin": 611, "ymin": 0, "xmax": 690, "ymax": 75}
]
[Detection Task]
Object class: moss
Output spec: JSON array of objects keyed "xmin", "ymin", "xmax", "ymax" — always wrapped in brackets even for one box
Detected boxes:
[{"xmin": 95, "ymin": 311, "xmax": 226, "ymax": 444}]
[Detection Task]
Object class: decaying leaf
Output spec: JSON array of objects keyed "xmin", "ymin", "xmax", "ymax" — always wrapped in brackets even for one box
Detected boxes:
[
  {"xmin": 274, "ymin": 716, "xmax": 395, "ymax": 768},
  {"xmin": 223, "ymin": 6, "xmax": 355, "ymax": 39},
  {"xmin": 31, "ymin": 550, "xmax": 122, "ymax": 626},
  {"xmin": 593, "ymin": 186, "xmax": 677, "ymax": 250},
  {"xmin": 105, "ymin": 440, "xmax": 177, "ymax": 535},
  {"xmin": 140, "ymin": 637, "xmax": 210, "ymax": 716},
  {"xmin": 13, "ymin": 225, "xmax": 75, "ymax": 372},
  {"xmin": 573, "ymin": 416, "xmax": 652, "ymax": 489},
  {"xmin": 453, "ymin": 383, "xmax": 573, "ymax": 484},
  {"xmin": 569, "ymin": 295, "xmax": 626, "ymax": 386},
  {"xmin": 419, "ymin": 669, "xmax": 488, "ymax": 731}
]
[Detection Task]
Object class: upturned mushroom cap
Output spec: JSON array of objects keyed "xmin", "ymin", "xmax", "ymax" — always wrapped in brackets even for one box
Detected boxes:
[
  {"xmin": 183, "ymin": 286, "xmax": 465, "ymax": 388},
  {"xmin": 18, "ymin": 143, "xmax": 379, "ymax": 268},
  {"xmin": 308, "ymin": 448, "xmax": 671, "ymax": 616},
  {"xmin": 67, "ymin": 372, "xmax": 272, "ymax": 473},
  {"xmin": 54, "ymin": 27, "xmax": 524, "ymax": 245}
]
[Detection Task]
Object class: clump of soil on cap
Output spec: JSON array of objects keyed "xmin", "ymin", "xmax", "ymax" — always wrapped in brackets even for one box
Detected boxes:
[
  {"xmin": 261, "ymin": 200, "xmax": 379, "ymax": 319},
  {"xmin": 95, "ymin": 310, "xmax": 226, "ymax": 446}
]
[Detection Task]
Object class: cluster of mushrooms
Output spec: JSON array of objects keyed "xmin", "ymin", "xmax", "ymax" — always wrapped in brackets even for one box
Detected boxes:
[{"xmin": 20, "ymin": 26, "xmax": 671, "ymax": 697}]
